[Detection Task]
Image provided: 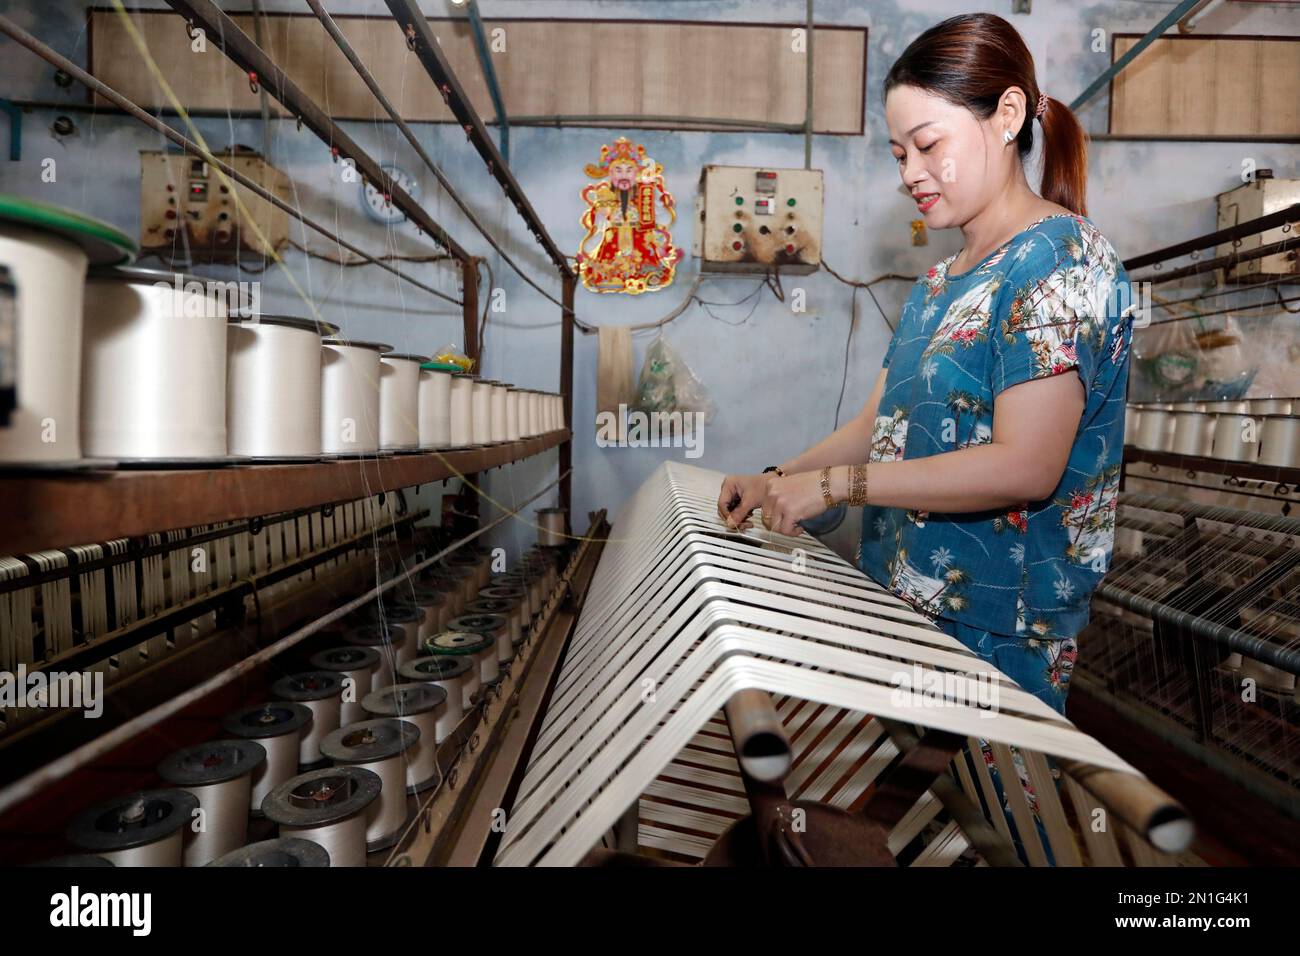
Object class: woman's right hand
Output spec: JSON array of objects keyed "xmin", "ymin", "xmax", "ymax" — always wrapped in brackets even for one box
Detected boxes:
[{"xmin": 717, "ymin": 473, "xmax": 768, "ymax": 530}]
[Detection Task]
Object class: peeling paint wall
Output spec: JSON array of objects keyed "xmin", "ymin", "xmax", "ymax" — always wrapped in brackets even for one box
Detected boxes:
[{"xmin": 1, "ymin": 0, "xmax": 1296, "ymax": 561}]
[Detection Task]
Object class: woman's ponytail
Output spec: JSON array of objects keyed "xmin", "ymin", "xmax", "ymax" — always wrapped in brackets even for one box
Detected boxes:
[
  {"xmin": 1038, "ymin": 95, "xmax": 1089, "ymax": 217},
  {"xmin": 884, "ymin": 14, "xmax": 1089, "ymax": 217}
]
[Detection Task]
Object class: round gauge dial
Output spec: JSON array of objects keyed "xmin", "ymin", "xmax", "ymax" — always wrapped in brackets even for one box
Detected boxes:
[{"xmin": 361, "ymin": 164, "xmax": 417, "ymax": 225}]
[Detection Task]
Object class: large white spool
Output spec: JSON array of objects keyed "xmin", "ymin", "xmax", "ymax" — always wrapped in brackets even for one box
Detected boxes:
[
  {"xmin": 397, "ymin": 656, "xmax": 470, "ymax": 742},
  {"xmin": 320, "ymin": 338, "xmax": 390, "ymax": 455},
  {"xmin": 505, "ymin": 386, "xmax": 521, "ymax": 441},
  {"xmin": 222, "ymin": 702, "xmax": 313, "ymax": 818},
  {"xmin": 0, "ymin": 198, "xmax": 132, "ymax": 463},
  {"xmin": 272, "ymin": 671, "xmax": 344, "ymax": 767},
  {"xmin": 321, "ymin": 718, "xmax": 420, "ymax": 852},
  {"xmin": 66, "ymin": 789, "xmax": 198, "ymax": 867},
  {"xmin": 309, "ymin": 646, "xmax": 380, "ymax": 726},
  {"xmin": 417, "ymin": 363, "xmax": 455, "ymax": 448},
  {"xmin": 379, "ymin": 352, "xmax": 427, "ymax": 452},
  {"xmin": 261, "ymin": 766, "xmax": 380, "ymax": 867},
  {"xmin": 361, "ymin": 683, "xmax": 448, "ymax": 793},
  {"xmin": 449, "ymin": 372, "xmax": 474, "ymax": 446},
  {"xmin": 156, "ymin": 739, "xmax": 267, "ymax": 866},
  {"xmin": 471, "ymin": 377, "xmax": 492, "ymax": 444},
  {"xmin": 226, "ymin": 315, "xmax": 337, "ymax": 459},
  {"xmin": 489, "ymin": 380, "xmax": 507, "ymax": 443},
  {"xmin": 82, "ymin": 269, "xmax": 229, "ymax": 460}
]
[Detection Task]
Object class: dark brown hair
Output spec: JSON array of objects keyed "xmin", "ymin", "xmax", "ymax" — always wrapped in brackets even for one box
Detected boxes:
[{"xmin": 883, "ymin": 13, "xmax": 1089, "ymax": 217}]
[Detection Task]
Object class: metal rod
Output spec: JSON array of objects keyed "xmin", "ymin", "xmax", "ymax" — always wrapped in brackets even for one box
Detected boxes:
[
  {"xmin": 1122, "ymin": 202, "xmax": 1300, "ymax": 271},
  {"xmin": 384, "ymin": 0, "xmax": 572, "ymax": 278},
  {"xmin": 1069, "ymin": 0, "xmax": 1202, "ymax": 112},
  {"xmin": 804, "ymin": 0, "xmax": 814, "ymax": 170},
  {"xmin": 559, "ymin": 272, "xmax": 576, "ymax": 529},
  {"xmin": 722, "ymin": 688, "xmax": 792, "ymax": 782},
  {"xmin": 502, "ymin": 113, "xmax": 804, "ymax": 132},
  {"xmin": 465, "ymin": 0, "xmax": 508, "ymax": 162},
  {"xmin": 0, "ymin": 14, "xmax": 459, "ymax": 305},
  {"xmin": 302, "ymin": 0, "xmax": 574, "ymax": 318},
  {"xmin": 161, "ymin": 0, "xmax": 471, "ymax": 264},
  {"xmin": 0, "ymin": 469, "xmax": 570, "ymax": 817},
  {"xmin": 1135, "ymin": 236, "xmax": 1299, "ymax": 285}
]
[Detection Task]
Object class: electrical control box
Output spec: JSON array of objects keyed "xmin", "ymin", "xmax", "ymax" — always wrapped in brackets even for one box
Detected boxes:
[
  {"xmin": 140, "ymin": 147, "xmax": 291, "ymax": 261},
  {"xmin": 693, "ymin": 165, "xmax": 824, "ymax": 274},
  {"xmin": 1215, "ymin": 172, "xmax": 1299, "ymax": 283}
]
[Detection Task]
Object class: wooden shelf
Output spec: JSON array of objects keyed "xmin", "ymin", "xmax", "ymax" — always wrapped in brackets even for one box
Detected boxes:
[
  {"xmin": 1123, "ymin": 446, "xmax": 1300, "ymax": 487},
  {"xmin": 0, "ymin": 430, "xmax": 570, "ymax": 556}
]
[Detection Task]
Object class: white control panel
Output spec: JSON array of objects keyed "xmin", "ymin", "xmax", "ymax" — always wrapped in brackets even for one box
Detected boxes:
[
  {"xmin": 1215, "ymin": 173, "xmax": 1300, "ymax": 283},
  {"xmin": 693, "ymin": 165, "xmax": 824, "ymax": 274}
]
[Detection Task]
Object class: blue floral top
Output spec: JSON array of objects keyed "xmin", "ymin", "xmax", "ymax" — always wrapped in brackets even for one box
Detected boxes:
[{"xmin": 857, "ymin": 213, "xmax": 1135, "ymax": 641}]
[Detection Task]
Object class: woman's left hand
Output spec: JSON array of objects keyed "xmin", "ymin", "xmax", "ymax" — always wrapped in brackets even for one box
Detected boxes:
[{"xmin": 758, "ymin": 471, "xmax": 826, "ymax": 537}]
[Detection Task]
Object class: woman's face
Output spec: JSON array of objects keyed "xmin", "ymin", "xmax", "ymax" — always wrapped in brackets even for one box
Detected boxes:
[{"xmin": 885, "ymin": 84, "xmax": 1005, "ymax": 229}]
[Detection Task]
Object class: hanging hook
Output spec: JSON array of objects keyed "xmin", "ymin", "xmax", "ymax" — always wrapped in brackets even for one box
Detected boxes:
[
  {"xmin": 185, "ymin": 19, "xmax": 200, "ymax": 41},
  {"xmin": 438, "ymin": 84, "xmax": 451, "ymax": 104},
  {"xmin": 247, "ymin": 71, "xmax": 259, "ymax": 95},
  {"xmin": 405, "ymin": 24, "xmax": 417, "ymax": 50}
]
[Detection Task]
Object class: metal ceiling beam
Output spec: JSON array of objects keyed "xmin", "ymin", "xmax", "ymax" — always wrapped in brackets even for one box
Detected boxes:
[
  {"xmin": 384, "ymin": 0, "xmax": 573, "ymax": 279},
  {"xmin": 162, "ymin": 0, "xmax": 472, "ymax": 264}
]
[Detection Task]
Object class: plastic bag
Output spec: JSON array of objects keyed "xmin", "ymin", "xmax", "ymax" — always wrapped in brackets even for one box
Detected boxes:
[
  {"xmin": 635, "ymin": 333, "xmax": 716, "ymax": 424},
  {"xmin": 1130, "ymin": 313, "xmax": 1256, "ymax": 403},
  {"xmin": 433, "ymin": 342, "xmax": 474, "ymax": 373}
]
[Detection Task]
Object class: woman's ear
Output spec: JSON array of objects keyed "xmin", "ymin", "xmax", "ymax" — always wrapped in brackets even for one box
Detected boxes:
[{"xmin": 998, "ymin": 86, "xmax": 1029, "ymax": 141}]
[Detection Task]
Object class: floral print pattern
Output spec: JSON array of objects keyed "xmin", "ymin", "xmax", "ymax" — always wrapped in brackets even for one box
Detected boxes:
[{"xmin": 860, "ymin": 214, "xmax": 1134, "ymax": 641}]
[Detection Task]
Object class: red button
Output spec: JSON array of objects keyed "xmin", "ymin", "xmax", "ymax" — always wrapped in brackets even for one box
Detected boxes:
[{"xmin": 732, "ymin": 241, "xmax": 742, "ymax": 250}]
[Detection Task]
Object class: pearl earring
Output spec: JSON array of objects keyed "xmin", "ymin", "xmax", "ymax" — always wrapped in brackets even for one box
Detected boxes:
[{"xmin": 1003, "ymin": 130, "xmax": 1014, "ymax": 144}]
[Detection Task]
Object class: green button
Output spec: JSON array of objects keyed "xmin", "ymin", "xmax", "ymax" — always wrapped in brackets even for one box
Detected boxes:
[
  {"xmin": 787, "ymin": 198, "xmax": 796, "ymax": 207},
  {"xmin": 735, "ymin": 197, "xmax": 744, "ymax": 206},
  {"xmin": 732, "ymin": 223, "xmax": 743, "ymax": 233}
]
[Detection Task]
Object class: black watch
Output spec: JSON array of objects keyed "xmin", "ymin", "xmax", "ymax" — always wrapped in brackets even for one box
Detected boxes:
[{"xmin": 763, "ymin": 465, "xmax": 786, "ymax": 476}]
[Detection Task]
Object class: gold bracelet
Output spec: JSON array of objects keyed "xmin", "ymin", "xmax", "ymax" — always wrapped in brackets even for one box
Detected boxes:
[
  {"xmin": 819, "ymin": 467, "xmax": 835, "ymax": 509},
  {"xmin": 848, "ymin": 463, "xmax": 870, "ymax": 506}
]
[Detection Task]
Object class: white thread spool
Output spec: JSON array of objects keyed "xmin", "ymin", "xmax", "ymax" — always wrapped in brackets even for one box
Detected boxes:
[
  {"xmin": 82, "ymin": 269, "xmax": 229, "ymax": 460},
  {"xmin": 489, "ymin": 380, "xmax": 507, "ymax": 442},
  {"xmin": 343, "ymin": 622, "xmax": 407, "ymax": 688},
  {"xmin": 321, "ymin": 718, "xmax": 419, "ymax": 852},
  {"xmin": 536, "ymin": 507, "xmax": 567, "ymax": 547},
  {"xmin": 357, "ymin": 601, "xmax": 421, "ymax": 664},
  {"xmin": 445, "ymin": 616, "xmax": 504, "ymax": 682},
  {"xmin": 495, "ymin": 573, "xmax": 533, "ymax": 619},
  {"xmin": 422, "ymin": 570, "xmax": 465, "ymax": 618},
  {"xmin": 425, "ymin": 631, "xmax": 492, "ymax": 708},
  {"xmin": 480, "ymin": 585, "xmax": 527, "ymax": 650},
  {"xmin": 449, "ymin": 372, "xmax": 475, "ymax": 446},
  {"xmin": 379, "ymin": 352, "xmax": 427, "ymax": 452},
  {"xmin": 261, "ymin": 766, "xmax": 380, "ymax": 867},
  {"xmin": 471, "ymin": 377, "xmax": 492, "ymax": 444},
  {"xmin": 506, "ymin": 386, "xmax": 521, "ymax": 441},
  {"xmin": 157, "ymin": 739, "xmax": 267, "ymax": 866},
  {"xmin": 207, "ymin": 837, "xmax": 331, "ymax": 867},
  {"xmin": 1251, "ymin": 398, "xmax": 1292, "ymax": 416},
  {"xmin": 66, "ymin": 789, "xmax": 198, "ymax": 867},
  {"xmin": 222, "ymin": 702, "xmax": 313, "ymax": 817},
  {"xmin": 362, "ymin": 683, "xmax": 448, "ymax": 793},
  {"xmin": 1133, "ymin": 406, "xmax": 1171, "ymax": 452},
  {"xmin": 1259, "ymin": 415, "xmax": 1300, "ymax": 467},
  {"xmin": 527, "ymin": 390, "xmax": 541, "ymax": 437},
  {"xmin": 0, "ymin": 208, "xmax": 109, "ymax": 462},
  {"xmin": 1169, "ymin": 410, "xmax": 1213, "ymax": 457},
  {"xmin": 226, "ymin": 315, "xmax": 337, "ymax": 459},
  {"xmin": 440, "ymin": 560, "xmax": 478, "ymax": 607},
  {"xmin": 465, "ymin": 601, "xmax": 519, "ymax": 662},
  {"xmin": 271, "ymin": 671, "xmax": 344, "ymax": 767},
  {"xmin": 398, "ymin": 656, "xmax": 471, "ymax": 742},
  {"xmin": 309, "ymin": 646, "xmax": 380, "ymax": 726},
  {"xmin": 1123, "ymin": 405, "xmax": 1139, "ymax": 445},
  {"xmin": 417, "ymin": 363, "xmax": 455, "ymax": 448},
  {"xmin": 320, "ymin": 338, "xmax": 390, "ymax": 455},
  {"xmin": 401, "ymin": 580, "xmax": 447, "ymax": 642},
  {"xmin": 1210, "ymin": 413, "xmax": 1260, "ymax": 462},
  {"xmin": 1204, "ymin": 400, "xmax": 1249, "ymax": 413}
]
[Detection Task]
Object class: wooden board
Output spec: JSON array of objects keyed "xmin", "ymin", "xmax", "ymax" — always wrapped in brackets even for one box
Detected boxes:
[
  {"xmin": 1111, "ymin": 35, "xmax": 1300, "ymax": 139},
  {"xmin": 88, "ymin": 11, "xmax": 867, "ymax": 134}
]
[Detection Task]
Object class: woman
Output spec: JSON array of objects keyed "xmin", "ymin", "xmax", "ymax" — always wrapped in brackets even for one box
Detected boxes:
[{"xmin": 717, "ymin": 13, "xmax": 1136, "ymax": 717}]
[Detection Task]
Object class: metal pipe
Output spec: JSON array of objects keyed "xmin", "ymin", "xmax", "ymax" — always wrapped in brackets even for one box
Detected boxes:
[
  {"xmin": 722, "ymin": 688, "xmax": 792, "ymax": 782},
  {"xmin": 1134, "ymin": 236, "xmax": 1300, "ymax": 285},
  {"xmin": 302, "ymin": 0, "xmax": 573, "ymax": 321},
  {"xmin": 384, "ymin": 0, "xmax": 572, "ymax": 278},
  {"xmin": 161, "ymin": 0, "xmax": 472, "ymax": 264},
  {"xmin": 502, "ymin": 114, "xmax": 803, "ymax": 132},
  {"xmin": 0, "ymin": 14, "xmax": 459, "ymax": 305},
  {"xmin": 804, "ymin": 0, "xmax": 814, "ymax": 170},
  {"xmin": 465, "ymin": 0, "xmax": 508, "ymax": 162},
  {"xmin": 0, "ymin": 469, "xmax": 570, "ymax": 817},
  {"xmin": 1122, "ymin": 202, "xmax": 1299, "ymax": 271},
  {"xmin": 1069, "ymin": 0, "xmax": 1203, "ymax": 112}
]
